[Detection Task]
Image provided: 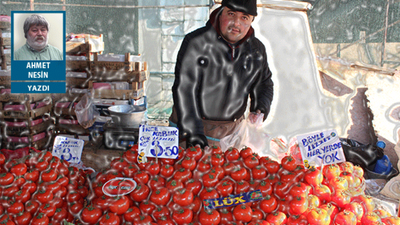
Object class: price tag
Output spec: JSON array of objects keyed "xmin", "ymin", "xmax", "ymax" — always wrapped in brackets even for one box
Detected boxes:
[
  {"xmin": 296, "ymin": 129, "xmax": 345, "ymax": 168},
  {"xmin": 138, "ymin": 125, "xmax": 179, "ymax": 160},
  {"xmin": 52, "ymin": 136, "xmax": 84, "ymax": 164}
]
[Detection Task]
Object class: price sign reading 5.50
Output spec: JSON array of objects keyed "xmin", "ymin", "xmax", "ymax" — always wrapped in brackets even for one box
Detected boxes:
[
  {"xmin": 52, "ymin": 136, "xmax": 84, "ymax": 164},
  {"xmin": 139, "ymin": 125, "xmax": 179, "ymax": 160}
]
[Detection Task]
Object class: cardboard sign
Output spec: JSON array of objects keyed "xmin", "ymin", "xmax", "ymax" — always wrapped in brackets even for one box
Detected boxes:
[
  {"xmin": 296, "ymin": 129, "xmax": 345, "ymax": 167},
  {"xmin": 52, "ymin": 136, "xmax": 84, "ymax": 164},
  {"xmin": 138, "ymin": 125, "xmax": 179, "ymax": 161},
  {"xmin": 203, "ymin": 190, "xmax": 263, "ymax": 210},
  {"xmin": 102, "ymin": 177, "xmax": 137, "ymax": 197}
]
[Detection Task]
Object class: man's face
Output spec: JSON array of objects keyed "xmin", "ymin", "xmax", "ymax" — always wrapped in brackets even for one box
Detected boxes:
[
  {"xmin": 219, "ymin": 7, "xmax": 254, "ymax": 44},
  {"xmin": 26, "ymin": 25, "xmax": 48, "ymax": 51}
]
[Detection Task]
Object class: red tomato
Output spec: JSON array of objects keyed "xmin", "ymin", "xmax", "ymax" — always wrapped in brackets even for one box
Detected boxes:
[
  {"xmin": 361, "ymin": 212, "xmax": 382, "ymax": 225},
  {"xmin": 25, "ymin": 169, "xmax": 40, "ymax": 182},
  {"xmin": 0, "ymin": 173, "xmax": 14, "ymax": 185},
  {"xmin": 251, "ymin": 165, "xmax": 267, "ymax": 180},
  {"xmin": 313, "ymin": 184, "xmax": 332, "ymax": 203},
  {"xmin": 122, "ymin": 165, "xmax": 138, "ymax": 178},
  {"xmin": 132, "ymin": 171, "xmax": 150, "ymax": 184},
  {"xmin": 14, "ymin": 211, "xmax": 32, "ymax": 225},
  {"xmin": 172, "ymin": 208, "xmax": 194, "ymax": 225},
  {"xmin": 199, "ymin": 209, "xmax": 221, "ymax": 225},
  {"xmin": 281, "ymin": 155, "xmax": 297, "ymax": 171},
  {"xmin": 181, "ymin": 157, "xmax": 197, "ymax": 171},
  {"xmin": 110, "ymin": 158, "xmax": 129, "ymax": 172},
  {"xmin": 232, "ymin": 204, "xmax": 252, "ymax": 223},
  {"xmin": 219, "ymin": 208, "xmax": 234, "ymax": 224},
  {"xmin": 199, "ymin": 187, "xmax": 220, "ymax": 200},
  {"xmin": 25, "ymin": 200, "xmax": 40, "ymax": 215},
  {"xmin": 185, "ymin": 179, "xmax": 202, "ymax": 196},
  {"xmin": 36, "ymin": 188, "xmax": 54, "ymax": 204},
  {"xmin": 273, "ymin": 181, "xmax": 291, "ymax": 199},
  {"xmin": 322, "ymin": 163, "xmax": 341, "ymax": 180},
  {"xmin": 173, "ymin": 168, "xmax": 192, "ymax": 183},
  {"xmin": 139, "ymin": 201, "xmax": 156, "ymax": 215},
  {"xmin": 255, "ymin": 180, "xmax": 273, "ymax": 197},
  {"xmin": 0, "ymin": 214, "xmax": 14, "ymax": 225},
  {"xmin": 289, "ymin": 196, "xmax": 308, "ymax": 215},
  {"xmin": 160, "ymin": 164, "xmax": 174, "ymax": 178},
  {"xmin": 224, "ymin": 147, "xmax": 240, "ymax": 161},
  {"xmin": 196, "ymin": 159, "xmax": 211, "ymax": 173},
  {"xmin": 0, "ymin": 153, "xmax": 5, "ymax": 165},
  {"xmin": 289, "ymin": 182, "xmax": 311, "ymax": 198},
  {"xmin": 31, "ymin": 213, "xmax": 50, "ymax": 225},
  {"xmin": 38, "ymin": 203, "xmax": 56, "ymax": 217},
  {"xmin": 352, "ymin": 194, "xmax": 376, "ymax": 213},
  {"xmin": 35, "ymin": 159, "xmax": 49, "ymax": 171},
  {"xmin": 263, "ymin": 159, "xmax": 280, "ymax": 174},
  {"xmin": 266, "ymin": 211, "xmax": 287, "ymax": 225},
  {"xmin": 211, "ymin": 154, "xmax": 225, "ymax": 167},
  {"xmin": 108, "ymin": 196, "xmax": 130, "ymax": 215},
  {"xmin": 286, "ymin": 214, "xmax": 308, "ymax": 225},
  {"xmin": 216, "ymin": 180, "xmax": 234, "ymax": 197},
  {"xmin": 150, "ymin": 187, "xmax": 171, "ymax": 205},
  {"xmin": 235, "ymin": 180, "xmax": 250, "ymax": 194},
  {"xmin": 186, "ymin": 146, "xmax": 203, "ymax": 161},
  {"xmin": 240, "ymin": 146, "xmax": 254, "ymax": 159},
  {"xmin": 11, "ymin": 163, "xmax": 27, "ymax": 176},
  {"xmin": 306, "ymin": 208, "xmax": 330, "ymax": 225},
  {"xmin": 14, "ymin": 189, "xmax": 31, "ymax": 203},
  {"xmin": 81, "ymin": 205, "xmax": 103, "ymax": 224},
  {"xmin": 153, "ymin": 205, "xmax": 170, "ymax": 221},
  {"xmin": 334, "ymin": 210, "xmax": 357, "ymax": 225},
  {"xmin": 244, "ymin": 156, "xmax": 259, "ymax": 168},
  {"xmin": 146, "ymin": 161, "xmax": 161, "ymax": 176},
  {"xmin": 344, "ymin": 202, "xmax": 365, "ymax": 221},
  {"xmin": 7, "ymin": 201, "xmax": 24, "ymax": 215},
  {"xmin": 69, "ymin": 201, "xmax": 84, "ymax": 215},
  {"xmin": 260, "ymin": 195, "xmax": 278, "ymax": 213},
  {"xmin": 124, "ymin": 206, "xmax": 141, "ymax": 223},
  {"xmin": 230, "ymin": 167, "xmax": 247, "ymax": 181},
  {"xmin": 166, "ymin": 179, "xmax": 185, "ymax": 192},
  {"xmin": 202, "ymin": 174, "xmax": 219, "ymax": 187},
  {"xmin": 173, "ymin": 188, "xmax": 194, "ymax": 207},
  {"xmin": 304, "ymin": 167, "xmax": 323, "ymax": 187},
  {"xmin": 148, "ymin": 175, "xmax": 166, "ymax": 190},
  {"xmin": 129, "ymin": 183, "xmax": 150, "ymax": 202},
  {"xmin": 99, "ymin": 213, "xmax": 121, "ymax": 225}
]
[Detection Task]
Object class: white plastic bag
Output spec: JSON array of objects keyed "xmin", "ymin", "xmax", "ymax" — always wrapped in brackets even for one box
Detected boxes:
[
  {"xmin": 220, "ymin": 113, "xmax": 276, "ymax": 159},
  {"xmin": 74, "ymin": 93, "xmax": 100, "ymax": 129}
]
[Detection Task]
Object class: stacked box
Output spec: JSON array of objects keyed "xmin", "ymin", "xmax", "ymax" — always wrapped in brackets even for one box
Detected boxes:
[
  {"xmin": 0, "ymin": 16, "xmax": 11, "ymax": 70},
  {"xmin": 55, "ymin": 34, "xmax": 105, "ymax": 136},
  {"xmin": 0, "ymin": 94, "xmax": 54, "ymax": 150}
]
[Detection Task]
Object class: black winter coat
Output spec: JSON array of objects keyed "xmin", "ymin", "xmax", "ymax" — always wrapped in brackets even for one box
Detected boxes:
[{"xmin": 172, "ymin": 7, "xmax": 274, "ymax": 143}]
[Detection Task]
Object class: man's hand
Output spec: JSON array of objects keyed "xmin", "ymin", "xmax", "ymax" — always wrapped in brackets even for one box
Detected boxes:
[
  {"xmin": 187, "ymin": 134, "xmax": 208, "ymax": 149},
  {"xmin": 248, "ymin": 109, "xmax": 264, "ymax": 124}
]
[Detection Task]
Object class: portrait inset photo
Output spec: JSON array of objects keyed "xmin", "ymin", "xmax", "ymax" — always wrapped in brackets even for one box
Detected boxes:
[{"xmin": 13, "ymin": 13, "xmax": 64, "ymax": 60}]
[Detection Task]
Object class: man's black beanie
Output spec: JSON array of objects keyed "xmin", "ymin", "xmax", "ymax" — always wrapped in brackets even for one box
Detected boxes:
[{"xmin": 221, "ymin": 0, "xmax": 258, "ymax": 16}]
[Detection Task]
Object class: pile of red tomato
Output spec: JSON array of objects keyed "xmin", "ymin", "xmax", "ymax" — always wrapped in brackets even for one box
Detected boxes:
[
  {"xmin": 1, "ymin": 144, "xmax": 400, "ymax": 225},
  {"xmin": 87, "ymin": 145, "xmax": 400, "ymax": 225},
  {"xmin": 0, "ymin": 150, "xmax": 91, "ymax": 224}
]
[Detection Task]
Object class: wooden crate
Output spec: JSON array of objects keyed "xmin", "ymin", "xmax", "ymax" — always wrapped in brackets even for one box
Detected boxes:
[
  {"xmin": 0, "ymin": 75, "xmax": 10, "ymax": 87},
  {"xmin": 66, "ymin": 60, "xmax": 90, "ymax": 71},
  {"xmin": 0, "ymin": 93, "xmax": 50, "ymax": 102},
  {"xmin": 56, "ymin": 123, "xmax": 88, "ymax": 135},
  {"xmin": 0, "ymin": 38, "xmax": 10, "ymax": 47},
  {"xmin": 0, "ymin": 22, "xmax": 10, "ymax": 30},
  {"xmin": 0, "ymin": 103, "xmax": 52, "ymax": 119},
  {"xmin": 66, "ymin": 34, "xmax": 104, "ymax": 54},
  {"xmin": 91, "ymin": 88, "xmax": 144, "ymax": 100},
  {"xmin": 2, "ymin": 119, "xmax": 54, "ymax": 136},
  {"xmin": 1, "ymin": 133, "xmax": 53, "ymax": 150},
  {"xmin": 66, "ymin": 77, "xmax": 89, "ymax": 88}
]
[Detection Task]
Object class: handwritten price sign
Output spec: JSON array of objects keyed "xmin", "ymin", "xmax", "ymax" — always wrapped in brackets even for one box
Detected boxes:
[
  {"xmin": 138, "ymin": 125, "xmax": 179, "ymax": 160},
  {"xmin": 52, "ymin": 136, "xmax": 84, "ymax": 164}
]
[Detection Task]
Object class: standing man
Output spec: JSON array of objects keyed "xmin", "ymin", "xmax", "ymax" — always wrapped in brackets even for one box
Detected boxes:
[
  {"xmin": 170, "ymin": 0, "xmax": 274, "ymax": 148},
  {"xmin": 14, "ymin": 14, "xmax": 63, "ymax": 60}
]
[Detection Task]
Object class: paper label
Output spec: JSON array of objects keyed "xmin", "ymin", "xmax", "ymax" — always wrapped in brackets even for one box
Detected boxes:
[
  {"xmin": 138, "ymin": 125, "xmax": 179, "ymax": 160},
  {"xmin": 102, "ymin": 177, "xmax": 137, "ymax": 197},
  {"xmin": 296, "ymin": 129, "xmax": 345, "ymax": 167},
  {"xmin": 203, "ymin": 190, "xmax": 263, "ymax": 210},
  {"xmin": 52, "ymin": 136, "xmax": 84, "ymax": 164}
]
